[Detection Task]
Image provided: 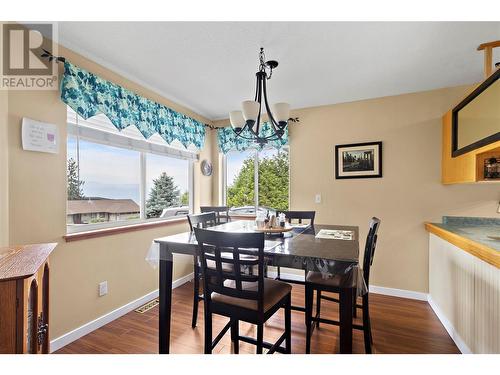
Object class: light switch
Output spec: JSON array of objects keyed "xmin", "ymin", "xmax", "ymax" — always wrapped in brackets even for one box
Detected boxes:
[
  {"xmin": 99, "ymin": 281, "xmax": 108, "ymax": 297},
  {"xmin": 315, "ymin": 194, "xmax": 321, "ymax": 204}
]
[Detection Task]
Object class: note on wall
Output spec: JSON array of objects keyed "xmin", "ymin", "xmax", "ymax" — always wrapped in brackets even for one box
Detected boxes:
[{"xmin": 21, "ymin": 118, "xmax": 59, "ymax": 154}]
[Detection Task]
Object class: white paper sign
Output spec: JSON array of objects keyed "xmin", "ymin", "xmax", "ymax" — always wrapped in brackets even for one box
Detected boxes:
[{"xmin": 21, "ymin": 117, "xmax": 59, "ymax": 154}]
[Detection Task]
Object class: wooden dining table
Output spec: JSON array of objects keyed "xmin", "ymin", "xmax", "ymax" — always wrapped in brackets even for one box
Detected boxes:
[{"xmin": 154, "ymin": 220, "xmax": 362, "ymax": 354}]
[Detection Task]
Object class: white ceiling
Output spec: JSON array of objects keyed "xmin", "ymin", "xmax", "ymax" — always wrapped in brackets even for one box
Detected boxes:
[{"xmin": 57, "ymin": 22, "xmax": 500, "ymax": 120}]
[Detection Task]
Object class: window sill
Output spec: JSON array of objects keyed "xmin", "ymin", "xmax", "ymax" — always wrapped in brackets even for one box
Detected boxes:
[
  {"xmin": 63, "ymin": 217, "xmax": 188, "ymax": 242},
  {"xmin": 229, "ymin": 214, "xmax": 256, "ymax": 220}
]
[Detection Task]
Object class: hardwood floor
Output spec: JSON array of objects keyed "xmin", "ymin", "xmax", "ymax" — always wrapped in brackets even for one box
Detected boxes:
[{"xmin": 56, "ymin": 282, "xmax": 460, "ymax": 354}]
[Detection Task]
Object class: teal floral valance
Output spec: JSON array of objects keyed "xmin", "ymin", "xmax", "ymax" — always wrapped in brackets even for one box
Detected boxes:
[
  {"xmin": 217, "ymin": 122, "xmax": 288, "ymax": 154},
  {"xmin": 60, "ymin": 61, "xmax": 206, "ymax": 149}
]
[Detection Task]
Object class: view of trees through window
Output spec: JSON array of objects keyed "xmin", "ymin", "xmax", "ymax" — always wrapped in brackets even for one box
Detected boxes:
[
  {"xmin": 226, "ymin": 148, "xmax": 289, "ymax": 213},
  {"xmin": 67, "ymin": 135, "xmax": 189, "ymax": 227}
]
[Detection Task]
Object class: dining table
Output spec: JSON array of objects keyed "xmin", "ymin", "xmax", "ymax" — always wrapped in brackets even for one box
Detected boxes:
[{"xmin": 152, "ymin": 220, "xmax": 363, "ymax": 354}]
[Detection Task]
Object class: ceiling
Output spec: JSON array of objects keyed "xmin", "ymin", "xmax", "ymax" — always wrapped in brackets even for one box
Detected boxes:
[{"xmin": 57, "ymin": 22, "xmax": 500, "ymax": 120}]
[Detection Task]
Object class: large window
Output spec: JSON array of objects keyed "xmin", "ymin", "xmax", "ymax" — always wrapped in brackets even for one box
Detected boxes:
[
  {"xmin": 225, "ymin": 147, "xmax": 289, "ymax": 214},
  {"xmin": 66, "ymin": 108, "xmax": 194, "ymax": 232}
]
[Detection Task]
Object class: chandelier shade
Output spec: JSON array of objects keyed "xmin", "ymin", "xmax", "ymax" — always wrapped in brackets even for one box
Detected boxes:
[
  {"xmin": 272, "ymin": 103, "xmax": 290, "ymax": 124},
  {"xmin": 229, "ymin": 110, "xmax": 245, "ymax": 131},
  {"xmin": 241, "ymin": 100, "xmax": 260, "ymax": 123}
]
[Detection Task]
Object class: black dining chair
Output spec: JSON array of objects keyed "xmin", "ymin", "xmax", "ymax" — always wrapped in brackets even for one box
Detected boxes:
[
  {"xmin": 304, "ymin": 217, "xmax": 381, "ymax": 354},
  {"xmin": 187, "ymin": 212, "xmax": 217, "ymax": 328},
  {"xmin": 194, "ymin": 227, "xmax": 292, "ymax": 354},
  {"xmin": 273, "ymin": 210, "xmax": 316, "ymax": 313},
  {"xmin": 200, "ymin": 206, "xmax": 231, "ymax": 225}
]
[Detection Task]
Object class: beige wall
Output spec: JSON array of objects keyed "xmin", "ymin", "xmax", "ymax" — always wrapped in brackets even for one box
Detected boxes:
[
  {"xmin": 213, "ymin": 86, "xmax": 499, "ymax": 293},
  {"xmin": 6, "ymin": 43, "xmax": 214, "ymax": 339},
  {"xmin": 0, "ymin": 89, "xmax": 8, "ymax": 246}
]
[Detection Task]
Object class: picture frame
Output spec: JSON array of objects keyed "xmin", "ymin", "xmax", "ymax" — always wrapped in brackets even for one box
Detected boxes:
[{"xmin": 335, "ymin": 141, "xmax": 383, "ymax": 179}]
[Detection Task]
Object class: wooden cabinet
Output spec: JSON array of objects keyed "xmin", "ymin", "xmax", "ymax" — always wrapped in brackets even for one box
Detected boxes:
[
  {"xmin": 0, "ymin": 243, "xmax": 56, "ymax": 354},
  {"xmin": 442, "ymin": 109, "xmax": 500, "ymax": 184}
]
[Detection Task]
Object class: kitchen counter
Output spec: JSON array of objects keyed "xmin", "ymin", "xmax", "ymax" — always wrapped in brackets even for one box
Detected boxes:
[{"xmin": 425, "ymin": 216, "xmax": 500, "ymax": 268}]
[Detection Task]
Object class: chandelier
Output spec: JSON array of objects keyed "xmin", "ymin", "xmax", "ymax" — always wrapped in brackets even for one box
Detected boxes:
[{"xmin": 229, "ymin": 48, "xmax": 291, "ymax": 145}]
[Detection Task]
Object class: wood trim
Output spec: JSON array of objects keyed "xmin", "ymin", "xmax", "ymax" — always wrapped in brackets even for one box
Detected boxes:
[
  {"xmin": 228, "ymin": 214, "xmax": 256, "ymax": 221},
  {"xmin": 424, "ymin": 222, "xmax": 500, "ymax": 269},
  {"xmin": 477, "ymin": 40, "xmax": 500, "ymax": 51},
  {"xmin": 64, "ymin": 217, "xmax": 188, "ymax": 242}
]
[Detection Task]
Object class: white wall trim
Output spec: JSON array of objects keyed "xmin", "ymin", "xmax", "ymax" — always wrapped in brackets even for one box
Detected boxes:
[
  {"xmin": 368, "ymin": 285, "xmax": 428, "ymax": 301},
  {"xmin": 427, "ymin": 295, "xmax": 472, "ymax": 354},
  {"xmin": 50, "ymin": 272, "xmax": 194, "ymax": 353},
  {"xmin": 268, "ymin": 270, "xmax": 430, "ymax": 301}
]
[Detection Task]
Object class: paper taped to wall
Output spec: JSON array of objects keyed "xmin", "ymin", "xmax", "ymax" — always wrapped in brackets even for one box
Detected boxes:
[{"xmin": 21, "ymin": 117, "xmax": 59, "ymax": 154}]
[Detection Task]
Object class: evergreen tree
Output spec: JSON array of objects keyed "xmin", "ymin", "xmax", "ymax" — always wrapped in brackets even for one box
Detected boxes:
[
  {"xmin": 67, "ymin": 157, "xmax": 85, "ymax": 200},
  {"xmin": 146, "ymin": 172, "xmax": 180, "ymax": 218},
  {"xmin": 180, "ymin": 191, "xmax": 189, "ymax": 206},
  {"xmin": 258, "ymin": 152, "xmax": 289, "ymax": 211},
  {"xmin": 227, "ymin": 151, "xmax": 289, "ymax": 211},
  {"xmin": 227, "ymin": 157, "xmax": 255, "ymax": 208}
]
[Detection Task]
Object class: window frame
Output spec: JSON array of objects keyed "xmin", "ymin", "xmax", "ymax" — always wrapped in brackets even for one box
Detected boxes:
[
  {"xmin": 222, "ymin": 146, "xmax": 290, "ymax": 213},
  {"xmin": 66, "ymin": 115, "xmax": 196, "ymax": 234}
]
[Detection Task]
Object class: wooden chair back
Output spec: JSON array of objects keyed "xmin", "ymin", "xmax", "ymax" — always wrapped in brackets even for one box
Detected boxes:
[
  {"xmin": 200, "ymin": 206, "xmax": 230, "ymax": 224},
  {"xmin": 187, "ymin": 212, "xmax": 217, "ymax": 232},
  {"xmin": 194, "ymin": 228, "xmax": 265, "ymax": 313},
  {"xmin": 362, "ymin": 217, "xmax": 381, "ymax": 286}
]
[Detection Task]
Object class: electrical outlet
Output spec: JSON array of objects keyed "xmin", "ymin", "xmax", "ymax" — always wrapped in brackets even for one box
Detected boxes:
[
  {"xmin": 99, "ymin": 281, "xmax": 108, "ymax": 297},
  {"xmin": 315, "ymin": 194, "xmax": 321, "ymax": 204}
]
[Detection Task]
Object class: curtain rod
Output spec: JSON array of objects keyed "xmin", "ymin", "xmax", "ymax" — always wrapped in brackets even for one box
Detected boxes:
[{"xmin": 40, "ymin": 49, "xmax": 299, "ymax": 131}]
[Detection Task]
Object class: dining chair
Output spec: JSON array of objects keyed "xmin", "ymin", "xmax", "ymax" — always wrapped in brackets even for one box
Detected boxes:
[
  {"xmin": 194, "ymin": 227, "xmax": 292, "ymax": 354},
  {"xmin": 304, "ymin": 217, "xmax": 381, "ymax": 354},
  {"xmin": 273, "ymin": 210, "xmax": 316, "ymax": 314},
  {"xmin": 200, "ymin": 206, "xmax": 231, "ymax": 225},
  {"xmin": 187, "ymin": 212, "xmax": 217, "ymax": 328}
]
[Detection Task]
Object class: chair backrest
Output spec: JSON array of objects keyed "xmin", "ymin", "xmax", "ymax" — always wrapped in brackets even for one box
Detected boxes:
[
  {"xmin": 187, "ymin": 212, "xmax": 217, "ymax": 232},
  {"xmin": 194, "ymin": 227, "xmax": 265, "ymax": 313},
  {"xmin": 279, "ymin": 210, "xmax": 316, "ymax": 226},
  {"xmin": 200, "ymin": 206, "xmax": 230, "ymax": 224},
  {"xmin": 362, "ymin": 217, "xmax": 381, "ymax": 286}
]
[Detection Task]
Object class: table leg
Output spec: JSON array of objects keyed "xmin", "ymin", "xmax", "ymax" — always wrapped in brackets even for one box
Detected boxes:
[
  {"xmin": 339, "ymin": 286, "xmax": 353, "ymax": 354},
  {"xmin": 159, "ymin": 250, "xmax": 173, "ymax": 354}
]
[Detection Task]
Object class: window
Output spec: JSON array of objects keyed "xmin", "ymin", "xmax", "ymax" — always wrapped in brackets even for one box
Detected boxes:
[
  {"xmin": 145, "ymin": 153, "xmax": 189, "ymax": 219},
  {"xmin": 66, "ymin": 108, "xmax": 195, "ymax": 232},
  {"xmin": 225, "ymin": 147, "xmax": 289, "ymax": 215}
]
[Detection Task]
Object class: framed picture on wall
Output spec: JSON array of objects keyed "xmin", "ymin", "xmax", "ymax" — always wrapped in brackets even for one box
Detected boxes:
[{"xmin": 335, "ymin": 141, "xmax": 383, "ymax": 179}]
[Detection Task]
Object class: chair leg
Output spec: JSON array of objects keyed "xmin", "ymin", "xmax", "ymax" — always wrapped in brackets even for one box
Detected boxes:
[
  {"xmin": 204, "ymin": 305, "xmax": 212, "ymax": 354},
  {"xmin": 305, "ymin": 284, "xmax": 314, "ymax": 354},
  {"xmin": 230, "ymin": 319, "xmax": 239, "ymax": 354},
  {"xmin": 276, "ymin": 266, "xmax": 281, "ymax": 280},
  {"xmin": 192, "ymin": 259, "xmax": 200, "ymax": 328},
  {"xmin": 352, "ymin": 289, "xmax": 357, "ymax": 319},
  {"xmin": 315, "ymin": 290, "xmax": 321, "ymax": 328},
  {"xmin": 284, "ymin": 295, "xmax": 292, "ymax": 354},
  {"xmin": 362, "ymin": 294, "xmax": 372, "ymax": 354},
  {"xmin": 256, "ymin": 323, "xmax": 264, "ymax": 354}
]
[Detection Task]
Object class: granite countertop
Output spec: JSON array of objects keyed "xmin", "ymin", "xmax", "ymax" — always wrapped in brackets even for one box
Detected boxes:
[{"xmin": 431, "ymin": 216, "xmax": 500, "ymax": 252}]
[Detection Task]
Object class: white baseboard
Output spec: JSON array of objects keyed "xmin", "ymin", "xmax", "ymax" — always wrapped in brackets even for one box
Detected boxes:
[
  {"xmin": 268, "ymin": 270, "xmax": 429, "ymax": 301},
  {"xmin": 50, "ymin": 272, "xmax": 194, "ymax": 353},
  {"xmin": 368, "ymin": 285, "xmax": 428, "ymax": 301},
  {"xmin": 427, "ymin": 295, "xmax": 472, "ymax": 354},
  {"xmin": 266, "ymin": 270, "xmax": 305, "ymax": 282}
]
